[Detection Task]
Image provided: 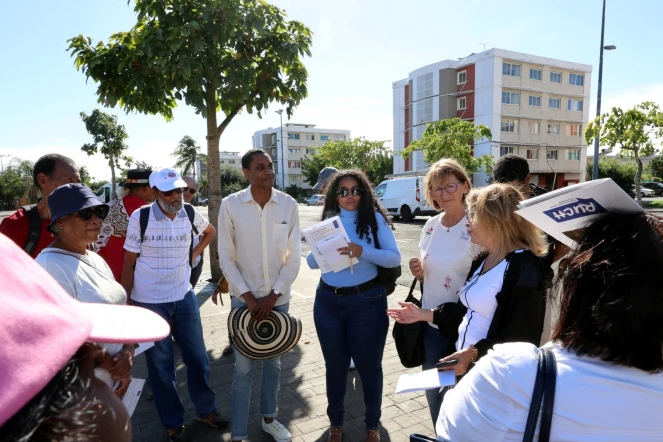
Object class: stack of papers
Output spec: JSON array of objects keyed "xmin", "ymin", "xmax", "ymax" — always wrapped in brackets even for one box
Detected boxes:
[
  {"xmin": 302, "ymin": 216, "xmax": 358, "ymax": 274},
  {"xmin": 395, "ymin": 369, "xmax": 456, "ymax": 394}
]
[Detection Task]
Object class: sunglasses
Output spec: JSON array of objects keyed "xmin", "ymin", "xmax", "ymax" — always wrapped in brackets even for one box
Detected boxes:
[
  {"xmin": 185, "ymin": 187, "xmax": 197, "ymax": 195},
  {"xmin": 431, "ymin": 183, "xmax": 460, "ymax": 197},
  {"xmin": 77, "ymin": 206, "xmax": 109, "ymax": 221},
  {"xmin": 161, "ymin": 188, "xmax": 185, "ymax": 196},
  {"xmin": 337, "ymin": 186, "xmax": 363, "ymax": 198}
]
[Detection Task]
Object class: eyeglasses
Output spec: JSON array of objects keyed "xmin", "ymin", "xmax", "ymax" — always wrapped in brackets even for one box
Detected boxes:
[
  {"xmin": 185, "ymin": 187, "xmax": 197, "ymax": 195},
  {"xmin": 431, "ymin": 183, "xmax": 460, "ymax": 197},
  {"xmin": 77, "ymin": 206, "xmax": 109, "ymax": 221},
  {"xmin": 337, "ymin": 186, "xmax": 363, "ymax": 198},
  {"xmin": 161, "ymin": 188, "xmax": 185, "ymax": 196}
]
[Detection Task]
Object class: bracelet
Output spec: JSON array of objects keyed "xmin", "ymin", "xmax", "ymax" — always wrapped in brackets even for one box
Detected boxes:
[{"xmin": 469, "ymin": 345, "xmax": 479, "ymax": 363}]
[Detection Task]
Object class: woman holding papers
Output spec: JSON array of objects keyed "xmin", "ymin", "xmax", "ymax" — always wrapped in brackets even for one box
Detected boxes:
[
  {"xmin": 436, "ymin": 212, "xmax": 663, "ymax": 441},
  {"xmin": 407, "ymin": 159, "xmax": 481, "ymax": 427},
  {"xmin": 306, "ymin": 170, "xmax": 401, "ymax": 442},
  {"xmin": 388, "ymin": 183, "xmax": 548, "ymax": 377}
]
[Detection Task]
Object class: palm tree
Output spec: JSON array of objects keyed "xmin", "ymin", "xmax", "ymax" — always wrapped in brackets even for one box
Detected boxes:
[{"xmin": 173, "ymin": 135, "xmax": 206, "ymax": 180}]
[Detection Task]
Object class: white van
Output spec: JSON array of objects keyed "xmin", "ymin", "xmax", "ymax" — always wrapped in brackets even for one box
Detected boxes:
[
  {"xmin": 374, "ymin": 177, "xmax": 435, "ymax": 221},
  {"xmin": 95, "ymin": 183, "xmax": 121, "ymax": 203}
]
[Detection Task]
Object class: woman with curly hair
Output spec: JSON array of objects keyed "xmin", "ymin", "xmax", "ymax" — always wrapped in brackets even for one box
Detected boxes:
[{"xmin": 306, "ymin": 170, "xmax": 401, "ymax": 442}]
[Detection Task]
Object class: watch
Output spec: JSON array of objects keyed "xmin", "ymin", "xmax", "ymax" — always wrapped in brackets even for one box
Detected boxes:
[{"xmin": 273, "ymin": 290, "xmax": 281, "ymax": 296}]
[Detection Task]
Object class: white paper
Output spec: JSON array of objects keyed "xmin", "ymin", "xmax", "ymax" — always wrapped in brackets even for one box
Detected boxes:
[
  {"xmin": 301, "ymin": 216, "xmax": 358, "ymax": 274},
  {"xmin": 316, "ymin": 235, "xmax": 355, "ymax": 273},
  {"xmin": 516, "ymin": 178, "xmax": 643, "ymax": 248},
  {"xmin": 395, "ymin": 368, "xmax": 456, "ymax": 394},
  {"xmin": 134, "ymin": 342, "xmax": 155, "ymax": 357},
  {"xmin": 121, "ymin": 378, "xmax": 146, "ymax": 417}
]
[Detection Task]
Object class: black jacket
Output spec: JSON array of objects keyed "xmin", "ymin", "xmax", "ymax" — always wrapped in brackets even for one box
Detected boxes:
[{"xmin": 431, "ymin": 249, "xmax": 547, "ymax": 359}]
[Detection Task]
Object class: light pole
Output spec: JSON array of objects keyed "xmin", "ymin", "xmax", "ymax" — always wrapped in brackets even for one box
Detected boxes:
[
  {"xmin": 275, "ymin": 109, "xmax": 285, "ymax": 190},
  {"xmin": 0, "ymin": 154, "xmax": 10, "ymax": 173},
  {"xmin": 592, "ymin": 0, "xmax": 616, "ymax": 180}
]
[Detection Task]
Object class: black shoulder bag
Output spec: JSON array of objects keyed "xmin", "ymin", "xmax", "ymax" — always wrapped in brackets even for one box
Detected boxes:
[
  {"xmin": 370, "ymin": 223, "xmax": 401, "ymax": 295},
  {"xmin": 393, "ymin": 278, "xmax": 425, "ymax": 368}
]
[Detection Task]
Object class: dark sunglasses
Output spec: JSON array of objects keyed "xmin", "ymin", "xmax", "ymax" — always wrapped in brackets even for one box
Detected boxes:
[
  {"xmin": 77, "ymin": 206, "xmax": 109, "ymax": 221},
  {"xmin": 337, "ymin": 186, "xmax": 363, "ymax": 198},
  {"xmin": 185, "ymin": 187, "xmax": 197, "ymax": 195},
  {"xmin": 161, "ymin": 188, "xmax": 185, "ymax": 196}
]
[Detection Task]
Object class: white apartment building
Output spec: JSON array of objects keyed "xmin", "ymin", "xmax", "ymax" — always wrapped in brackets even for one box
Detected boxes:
[
  {"xmin": 195, "ymin": 151, "xmax": 241, "ymax": 180},
  {"xmin": 252, "ymin": 123, "xmax": 351, "ymax": 194},
  {"xmin": 393, "ymin": 48, "xmax": 592, "ymax": 189}
]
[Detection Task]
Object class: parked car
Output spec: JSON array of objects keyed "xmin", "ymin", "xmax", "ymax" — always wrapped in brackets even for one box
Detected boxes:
[
  {"xmin": 634, "ymin": 187, "xmax": 655, "ymax": 197},
  {"xmin": 374, "ymin": 176, "xmax": 436, "ymax": 221},
  {"xmin": 641, "ymin": 182, "xmax": 663, "ymax": 196},
  {"xmin": 307, "ymin": 195, "xmax": 326, "ymax": 206},
  {"xmin": 297, "ymin": 197, "xmax": 309, "ymax": 204},
  {"xmin": 198, "ymin": 198, "xmax": 208, "ymax": 206}
]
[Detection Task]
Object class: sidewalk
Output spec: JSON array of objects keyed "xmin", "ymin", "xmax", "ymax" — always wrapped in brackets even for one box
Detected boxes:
[{"xmin": 130, "ymin": 257, "xmax": 436, "ymax": 442}]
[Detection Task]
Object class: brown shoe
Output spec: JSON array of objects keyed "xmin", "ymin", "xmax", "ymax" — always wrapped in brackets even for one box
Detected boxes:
[
  {"xmin": 366, "ymin": 429, "xmax": 380, "ymax": 442},
  {"xmin": 327, "ymin": 426, "xmax": 343, "ymax": 442}
]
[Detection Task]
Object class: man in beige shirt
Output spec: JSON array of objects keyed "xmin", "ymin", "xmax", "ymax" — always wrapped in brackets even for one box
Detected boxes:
[{"xmin": 217, "ymin": 149, "xmax": 301, "ymax": 442}]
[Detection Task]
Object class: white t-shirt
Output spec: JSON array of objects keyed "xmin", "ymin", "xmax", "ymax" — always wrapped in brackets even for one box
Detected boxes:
[
  {"xmin": 437, "ymin": 342, "xmax": 663, "ymax": 442},
  {"xmin": 420, "ymin": 214, "xmax": 479, "ymax": 328},
  {"xmin": 455, "ymin": 256, "xmax": 509, "ymax": 351}
]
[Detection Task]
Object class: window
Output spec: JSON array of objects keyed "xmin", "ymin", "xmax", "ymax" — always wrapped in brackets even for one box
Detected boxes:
[
  {"xmin": 271, "ymin": 134, "xmax": 277, "ymax": 145},
  {"xmin": 550, "ymin": 72, "xmax": 562, "ymax": 83},
  {"xmin": 306, "ymin": 147, "xmax": 316, "ymax": 154},
  {"xmin": 305, "ymin": 134, "xmax": 315, "ymax": 141},
  {"xmin": 547, "ymin": 150, "xmax": 559, "ymax": 160},
  {"xmin": 548, "ymin": 124, "xmax": 560, "ymax": 135},
  {"xmin": 414, "ymin": 125, "xmax": 426, "ymax": 140},
  {"xmin": 502, "ymin": 62, "xmax": 521, "ymax": 77},
  {"xmin": 320, "ymin": 135, "xmax": 330, "ymax": 141},
  {"xmin": 528, "ymin": 122, "xmax": 540, "ymax": 134},
  {"xmin": 416, "ymin": 72, "xmax": 434, "ymax": 100},
  {"xmin": 526, "ymin": 149, "xmax": 538, "ymax": 159},
  {"xmin": 549, "ymin": 98, "xmax": 561, "ymax": 109},
  {"xmin": 529, "ymin": 68, "xmax": 542, "ymax": 81},
  {"xmin": 457, "ymin": 70, "xmax": 467, "ymax": 84},
  {"xmin": 457, "ymin": 97, "xmax": 467, "ymax": 110},
  {"xmin": 567, "ymin": 149, "xmax": 581, "ymax": 160},
  {"xmin": 375, "ymin": 183, "xmax": 386, "ymax": 197},
  {"xmin": 416, "ymin": 98, "xmax": 433, "ymax": 124},
  {"xmin": 501, "ymin": 119, "xmax": 518, "ymax": 133},
  {"xmin": 528, "ymin": 95, "xmax": 541, "ymax": 107},
  {"xmin": 502, "ymin": 91, "xmax": 520, "ymax": 105},
  {"xmin": 291, "ymin": 175, "xmax": 302, "ymax": 182},
  {"xmin": 288, "ymin": 133, "xmax": 300, "ymax": 140},
  {"xmin": 288, "ymin": 148, "xmax": 300, "ymax": 154},
  {"xmin": 335, "ymin": 134, "xmax": 346, "ymax": 140},
  {"xmin": 567, "ymin": 124, "xmax": 582, "ymax": 136},
  {"xmin": 568, "ymin": 99, "xmax": 583, "ymax": 112},
  {"xmin": 569, "ymin": 73, "xmax": 584, "ymax": 86},
  {"xmin": 228, "ymin": 159, "xmax": 236, "ymax": 164},
  {"xmin": 288, "ymin": 161, "xmax": 301, "ymax": 168},
  {"xmin": 220, "ymin": 160, "xmax": 225, "ymax": 164},
  {"xmin": 500, "ymin": 146, "xmax": 515, "ymax": 156}
]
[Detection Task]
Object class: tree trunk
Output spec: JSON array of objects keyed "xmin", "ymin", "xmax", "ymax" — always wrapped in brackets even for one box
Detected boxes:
[
  {"xmin": 205, "ymin": 84, "xmax": 223, "ymax": 281},
  {"xmin": 634, "ymin": 145, "xmax": 643, "ymax": 207},
  {"xmin": 109, "ymin": 156, "xmax": 117, "ymax": 200}
]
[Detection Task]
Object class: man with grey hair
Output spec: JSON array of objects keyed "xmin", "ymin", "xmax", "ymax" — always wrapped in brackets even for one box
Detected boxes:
[{"xmin": 182, "ymin": 176, "xmax": 206, "ymax": 287}]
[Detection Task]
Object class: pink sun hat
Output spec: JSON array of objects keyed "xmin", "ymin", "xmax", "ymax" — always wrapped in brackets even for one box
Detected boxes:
[{"xmin": 0, "ymin": 233, "xmax": 170, "ymax": 427}]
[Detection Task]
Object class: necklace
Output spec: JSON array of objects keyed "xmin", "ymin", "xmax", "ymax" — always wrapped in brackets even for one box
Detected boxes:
[{"xmin": 440, "ymin": 212, "xmax": 465, "ymax": 232}]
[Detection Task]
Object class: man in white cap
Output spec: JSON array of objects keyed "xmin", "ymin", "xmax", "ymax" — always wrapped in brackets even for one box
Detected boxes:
[{"xmin": 121, "ymin": 167, "xmax": 224, "ymax": 442}]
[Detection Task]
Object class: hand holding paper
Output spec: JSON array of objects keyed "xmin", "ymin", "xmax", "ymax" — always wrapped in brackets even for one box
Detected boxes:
[{"xmin": 316, "ymin": 235, "xmax": 359, "ymax": 273}]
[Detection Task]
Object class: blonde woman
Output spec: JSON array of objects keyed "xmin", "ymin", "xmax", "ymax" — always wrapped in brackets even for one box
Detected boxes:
[
  {"xmin": 406, "ymin": 159, "xmax": 480, "ymax": 426},
  {"xmin": 388, "ymin": 183, "xmax": 548, "ymax": 377}
]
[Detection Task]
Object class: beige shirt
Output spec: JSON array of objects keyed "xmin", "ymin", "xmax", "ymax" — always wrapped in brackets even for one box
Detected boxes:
[{"xmin": 217, "ymin": 186, "xmax": 301, "ymax": 305}]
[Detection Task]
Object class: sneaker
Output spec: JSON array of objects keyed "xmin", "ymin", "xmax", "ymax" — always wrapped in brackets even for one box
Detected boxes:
[
  {"xmin": 168, "ymin": 426, "xmax": 191, "ymax": 442},
  {"xmin": 195, "ymin": 410, "xmax": 229, "ymax": 428},
  {"xmin": 262, "ymin": 419, "xmax": 292, "ymax": 442},
  {"xmin": 349, "ymin": 359, "xmax": 356, "ymax": 371}
]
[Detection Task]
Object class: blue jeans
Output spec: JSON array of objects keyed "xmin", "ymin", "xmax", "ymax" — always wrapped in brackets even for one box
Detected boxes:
[
  {"xmin": 422, "ymin": 323, "xmax": 449, "ymax": 426},
  {"xmin": 314, "ymin": 282, "xmax": 389, "ymax": 429},
  {"xmin": 230, "ymin": 297, "xmax": 290, "ymax": 440},
  {"xmin": 133, "ymin": 290, "xmax": 216, "ymax": 430}
]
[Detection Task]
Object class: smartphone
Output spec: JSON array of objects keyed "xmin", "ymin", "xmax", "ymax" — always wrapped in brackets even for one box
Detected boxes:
[{"xmin": 435, "ymin": 359, "xmax": 458, "ymax": 369}]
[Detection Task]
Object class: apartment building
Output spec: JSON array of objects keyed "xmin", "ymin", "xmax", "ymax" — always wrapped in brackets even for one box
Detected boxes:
[
  {"xmin": 393, "ymin": 48, "xmax": 592, "ymax": 188},
  {"xmin": 252, "ymin": 123, "xmax": 351, "ymax": 194},
  {"xmin": 195, "ymin": 151, "xmax": 241, "ymax": 180}
]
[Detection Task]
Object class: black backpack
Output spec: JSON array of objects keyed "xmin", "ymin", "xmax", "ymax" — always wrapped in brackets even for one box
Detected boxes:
[
  {"xmin": 22, "ymin": 205, "xmax": 41, "ymax": 256},
  {"xmin": 138, "ymin": 203, "xmax": 198, "ymax": 267}
]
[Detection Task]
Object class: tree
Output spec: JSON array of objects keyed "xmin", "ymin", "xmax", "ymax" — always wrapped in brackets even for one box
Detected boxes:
[
  {"xmin": 68, "ymin": 0, "xmax": 312, "ymax": 279},
  {"xmin": 647, "ymin": 155, "xmax": 663, "ymax": 182},
  {"xmin": 174, "ymin": 135, "xmax": 206, "ymax": 179},
  {"xmin": 0, "ymin": 158, "xmax": 34, "ymax": 206},
  {"xmin": 219, "ymin": 165, "xmax": 248, "ymax": 198},
  {"xmin": 401, "ymin": 119, "xmax": 493, "ymax": 175},
  {"xmin": 301, "ymin": 154, "xmax": 328, "ymax": 188},
  {"xmin": 284, "ymin": 183, "xmax": 302, "ymax": 200},
  {"xmin": 79, "ymin": 166, "xmax": 94, "ymax": 187},
  {"xmin": 80, "ymin": 109, "xmax": 133, "ymax": 193},
  {"xmin": 585, "ymin": 102, "xmax": 663, "ymax": 206},
  {"xmin": 587, "ymin": 158, "xmax": 637, "ymax": 195}
]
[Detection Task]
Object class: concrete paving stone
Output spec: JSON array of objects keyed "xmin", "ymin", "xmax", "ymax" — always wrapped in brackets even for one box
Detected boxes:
[
  {"xmin": 399, "ymin": 421, "xmax": 436, "ymax": 440},
  {"xmin": 295, "ymin": 415, "xmax": 331, "ymax": 434}
]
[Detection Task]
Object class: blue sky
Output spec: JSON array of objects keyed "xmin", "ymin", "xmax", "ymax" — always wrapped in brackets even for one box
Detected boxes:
[{"xmin": 1, "ymin": 0, "xmax": 661, "ymax": 180}]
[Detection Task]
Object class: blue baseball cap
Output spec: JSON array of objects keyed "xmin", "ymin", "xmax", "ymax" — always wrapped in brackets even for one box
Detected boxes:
[
  {"xmin": 47, "ymin": 183, "xmax": 109, "ymax": 233},
  {"xmin": 313, "ymin": 167, "xmax": 339, "ymax": 191}
]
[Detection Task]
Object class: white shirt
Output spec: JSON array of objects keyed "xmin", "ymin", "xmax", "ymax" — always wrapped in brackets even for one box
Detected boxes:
[
  {"xmin": 124, "ymin": 202, "xmax": 209, "ymax": 303},
  {"xmin": 420, "ymin": 214, "xmax": 479, "ymax": 328},
  {"xmin": 455, "ymin": 257, "xmax": 508, "ymax": 351},
  {"xmin": 437, "ymin": 342, "xmax": 663, "ymax": 442},
  {"xmin": 217, "ymin": 187, "xmax": 301, "ymax": 305}
]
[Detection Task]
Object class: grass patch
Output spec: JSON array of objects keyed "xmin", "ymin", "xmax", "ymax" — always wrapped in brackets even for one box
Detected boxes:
[{"xmin": 643, "ymin": 200, "xmax": 663, "ymax": 209}]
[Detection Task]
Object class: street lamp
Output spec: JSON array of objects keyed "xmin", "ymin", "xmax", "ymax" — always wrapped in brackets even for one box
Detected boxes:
[
  {"xmin": 592, "ymin": 0, "xmax": 616, "ymax": 180},
  {"xmin": 275, "ymin": 109, "xmax": 285, "ymax": 190}
]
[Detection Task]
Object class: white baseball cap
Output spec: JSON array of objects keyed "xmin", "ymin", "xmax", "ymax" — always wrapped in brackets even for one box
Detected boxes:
[{"xmin": 150, "ymin": 167, "xmax": 187, "ymax": 191}]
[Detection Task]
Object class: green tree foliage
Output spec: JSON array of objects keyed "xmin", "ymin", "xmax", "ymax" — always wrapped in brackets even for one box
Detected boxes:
[
  {"xmin": 174, "ymin": 135, "xmax": 206, "ymax": 179},
  {"xmin": 78, "ymin": 166, "xmax": 93, "ymax": 187},
  {"xmin": 0, "ymin": 158, "xmax": 34, "ymax": 206},
  {"xmin": 89, "ymin": 180, "xmax": 109, "ymax": 194},
  {"xmin": 68, "ymin": 0, "xmax": 312, "ymax": 279},
  {"xmin": 585, "ymin": 102, "xmax": 663, "ymax": 206},
  {"xmin": 284, "ymin": 183, "xmax": 303, "ymax": 199},
  {"xmin": 219, "ymin": 165, "xmax": 248, "ymax": 198},
  {"xmin": 647, "ymin": 155, "xmax": 663, "ymax": 182},
  {"xmin": 587, "ymin": 158, "xmax": 637, "ymax": 195},
  {"xmin": 80, "ymin": 109, "xmax": 133, "ymax": 193},
  {"xmin": 301, "ymin": 154, "xmax": 328, "ymax": 188},
  {"xmin": 402, "ymin": 119, "xmax": 493, "ymax": 175}
]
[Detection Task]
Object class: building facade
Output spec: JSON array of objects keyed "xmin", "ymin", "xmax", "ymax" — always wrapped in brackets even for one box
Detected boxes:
[
  {"xmin": 393, "ymin": 48, "xmax": 592, "ymax": 189},
  {"xmin": 252, "ymin": 123, "xmax": 351, "ymax": 195},
  {"xmin": 195, "ymin": 151, "xmax": 242, "ymax": 180}
]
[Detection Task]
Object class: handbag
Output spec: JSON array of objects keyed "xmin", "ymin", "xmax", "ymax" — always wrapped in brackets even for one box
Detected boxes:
[
  {"xmin": 392, "ymin": 278, "xmax": 426, "ymax": 368},
  {"xmin": 522, "ymin": 348, "xmax": 557, "ymax": 442},
  {"xmin": 371, "ymin": 224, "xmax": 402, "ymax": 295}
]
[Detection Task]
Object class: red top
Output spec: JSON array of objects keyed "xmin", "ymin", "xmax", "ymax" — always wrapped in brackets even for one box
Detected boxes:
[
  {"xmin": 0, "ymin": 207, "xmax": 55, "ymax": 258},
  {"xmin": 96, "ymin": 195, "xmax": 147, "ymax": 282}
]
